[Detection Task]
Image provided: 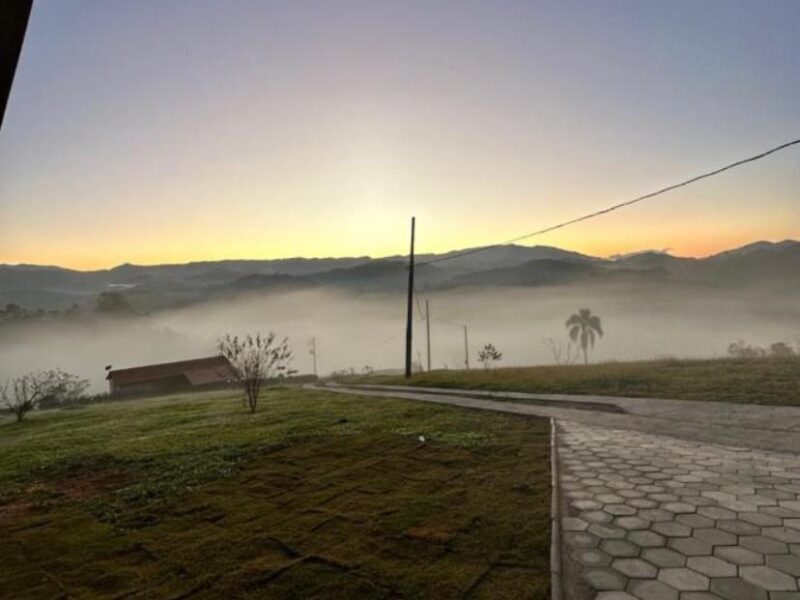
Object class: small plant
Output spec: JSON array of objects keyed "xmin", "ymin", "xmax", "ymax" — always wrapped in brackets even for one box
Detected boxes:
[
  {"xmin": 218, "ymin": 333, "xmax": 295, "ymax": 413},
  {"xmin": 566, "ymin": 308, "xmax": 603, "ymax": 365},
  {"xmin": 478, "ymin": 343, "xmax": 503, "ymax": 370}
]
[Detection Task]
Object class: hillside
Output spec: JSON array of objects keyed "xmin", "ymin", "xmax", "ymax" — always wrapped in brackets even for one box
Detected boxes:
[{"xmin": 1, "ymin": 240, "xmax": 797, "ymax": 310}]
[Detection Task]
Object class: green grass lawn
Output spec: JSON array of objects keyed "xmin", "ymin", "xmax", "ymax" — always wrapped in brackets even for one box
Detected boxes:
[
  {"xmin": 347, "ymin": 357, "xmax": 800, "ymax": 406},
  {"xmin": 0, "ymin": 388, "xmax": 551, "ymax": 599}
]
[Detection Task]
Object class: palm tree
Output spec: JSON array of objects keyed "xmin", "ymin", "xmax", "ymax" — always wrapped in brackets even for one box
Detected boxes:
[{"xmin": 566, "ymin": 308, "xmax": 603, "ymax": 365}]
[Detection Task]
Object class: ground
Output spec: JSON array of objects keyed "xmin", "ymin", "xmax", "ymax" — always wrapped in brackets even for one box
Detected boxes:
[
  {"xmin": 557, "ymin": 421, "xmax": 800, "ymax": 600},
  {"xmin": 0, "ymin": 388, "xmax": 551, "ymax": 600},
  {"xmin": 324, "ymin": 383, "xmax": 800, "ymax": 599},
  {"xmin": 347, "ymin": 358, "xmax": 800, "ymax": 406}
]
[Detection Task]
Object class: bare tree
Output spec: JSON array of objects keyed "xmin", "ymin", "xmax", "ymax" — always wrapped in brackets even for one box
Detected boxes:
[
  {"xmin": 1, "ymin": 370, "xmax": 87, "ymax": 422},
  {"xmin": 543, "ymin": 338, "xmax": 580, "ymax": 366},
  {"xmin": 39, "ymin": 370, "xmax": 90, "ymax": 409},
  {"xmin": 218, "ymin": 333, "xmax": 294, "ymax": 413},
  {"xmin": 478, "ymin": 343, "xmax": 503, "ymax": 370}
]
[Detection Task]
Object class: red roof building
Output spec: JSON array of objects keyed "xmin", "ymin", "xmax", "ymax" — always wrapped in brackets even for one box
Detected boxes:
[{"xmin": 106, "ymin": 355, "xmax": 235, "ymax": 395}]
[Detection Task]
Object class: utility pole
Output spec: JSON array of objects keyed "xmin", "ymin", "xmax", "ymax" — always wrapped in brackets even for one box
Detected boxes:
[
  {"xmin": 404, "ymin": 217, "xmax": 415, "ymax": 378},
  {"xmin": 425, "ymin": 299, "xmax": 431, "ymax": 372},
  {"xmin": 463, "ymin": 325, "xmax": 470, "ymax": 370},
  {"xmin": 309, "ymin": 337, "xmax": 318, "ymax": 378}
]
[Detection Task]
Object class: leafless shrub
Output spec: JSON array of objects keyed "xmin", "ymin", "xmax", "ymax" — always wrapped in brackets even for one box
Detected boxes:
[
  {"xmin": 218, "ymin": 333, "xmax": 295, "ymax": 413},
  {"xmin": 543, "ymin": 338, "xmax": 580, "ymax": 365}
]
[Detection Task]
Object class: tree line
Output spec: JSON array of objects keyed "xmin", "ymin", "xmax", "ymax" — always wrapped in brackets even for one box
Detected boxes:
[{"xmin": 0, "ymin": 292, "xmax": 135, "ymax": 328}]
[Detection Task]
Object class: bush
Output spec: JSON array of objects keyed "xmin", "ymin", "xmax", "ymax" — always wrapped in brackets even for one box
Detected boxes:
[
  {"xmin": 727, "ymin": 339, "xmax": 797, "ymax": 359},
  {"xmin": 218, "ymin": 333, "xmax": 295, "ymax": 413}
]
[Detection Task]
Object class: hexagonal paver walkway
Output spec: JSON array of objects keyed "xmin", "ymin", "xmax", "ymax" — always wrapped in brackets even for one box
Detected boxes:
[{"xmin": 559, "ymin": 421, "xmax": 800, "ymax": 600}]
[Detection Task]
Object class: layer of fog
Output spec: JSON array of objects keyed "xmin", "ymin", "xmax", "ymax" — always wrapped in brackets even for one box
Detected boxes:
[{"xmin": 1, "ymin": 283, "xmax": 798, "ymax": 393}]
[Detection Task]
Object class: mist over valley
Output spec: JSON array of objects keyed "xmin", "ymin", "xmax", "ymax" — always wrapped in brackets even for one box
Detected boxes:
[{"xmin": 2, "ymin": 240, "xmax": 798, "ymax": 392}]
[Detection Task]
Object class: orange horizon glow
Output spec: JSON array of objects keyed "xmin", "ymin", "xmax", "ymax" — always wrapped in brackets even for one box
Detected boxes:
[{"xmin": 1, "ymin": 228, "xmax": 795, "ymax": 272}]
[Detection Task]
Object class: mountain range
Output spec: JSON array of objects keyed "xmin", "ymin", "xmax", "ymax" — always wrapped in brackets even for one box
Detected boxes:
[{"xmin": 1, "ymin": 240, "xmax": 798, "ymax": 311}]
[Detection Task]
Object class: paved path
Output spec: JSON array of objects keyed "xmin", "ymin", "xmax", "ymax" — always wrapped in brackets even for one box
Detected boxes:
[
  {"xmin": 559, "ymin": 421, "xmax": 800, "ymax": 600},
  {"xmin": 316, "ymin": 384, "xmax": 800, "ymax": 599}
]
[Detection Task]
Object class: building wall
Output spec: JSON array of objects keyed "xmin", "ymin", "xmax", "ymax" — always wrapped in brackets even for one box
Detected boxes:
[{"xmin": 111, "ymin": 375, "xmax": 192, "ymax": 396}]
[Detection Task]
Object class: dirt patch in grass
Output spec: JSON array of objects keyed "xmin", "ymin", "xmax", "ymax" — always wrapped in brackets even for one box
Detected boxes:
[
  {"xmin": 0, "ymin": 497, "xmax": 38, "ymax": 523},
  {"xmin": 0, "ymin": 468, "xmax": 130, "ymax": 524},
  {"xmin": 52, "ymin": 470, "xmax": 129, "ymax": 502}
]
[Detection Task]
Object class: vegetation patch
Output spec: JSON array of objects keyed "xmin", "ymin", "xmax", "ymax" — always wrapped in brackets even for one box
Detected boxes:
[
  {"xmin": 0, "ymin": 387, "xmax": 551, "ymax": 599},
  {"xmin": 347, "ymin": 357, "xmax": 800, "ymax": 406}
]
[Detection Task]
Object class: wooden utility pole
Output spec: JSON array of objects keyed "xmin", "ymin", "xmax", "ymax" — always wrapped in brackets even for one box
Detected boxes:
[
  {"xmin": 425, "ymin": 299, "xmax": 431, "ymax": 372},
  {"xmin": 404, "ymin": 217, "xmax": 415, "ymax": 378},
  {"xmin": 309, "ymin": 337, "xmax": 318, "ymax": 377},
  {"xmin": 463, "ymin": 325, "xmax": 470, "ymax": 370}
]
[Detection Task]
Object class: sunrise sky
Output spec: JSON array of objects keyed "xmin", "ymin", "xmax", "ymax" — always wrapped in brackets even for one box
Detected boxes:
[{"xmin": 1, "ymin": 0, "xmax": 798, "ymax": 270}]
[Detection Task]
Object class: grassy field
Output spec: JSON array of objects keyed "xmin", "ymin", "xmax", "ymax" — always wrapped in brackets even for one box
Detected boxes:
[
  {"xmin": 0, "ymin": 388, "xmax": 551, "ymax": 599},
  {"xmin": 347, "ymin": 357, "xmax": 800, "ymax": 406}
]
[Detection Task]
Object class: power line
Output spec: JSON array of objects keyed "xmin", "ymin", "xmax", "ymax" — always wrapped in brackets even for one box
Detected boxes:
[
  {"xmin": 358, "ymin": 138, "xmax": 800, "ymax": 373},
  {"xmin": 367, "ymin": 316, "xmax": 425, "ymax": 350},
  {"xmin": 432, "ymin": 316, "xmax": 464, "ymax": 328},
  {"xmin": 418, "ymin": 138, "xmax": 800, "ymax": 267}
]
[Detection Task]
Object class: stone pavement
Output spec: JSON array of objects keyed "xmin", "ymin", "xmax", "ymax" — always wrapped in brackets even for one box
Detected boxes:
[{"xmin": 558, "ymin": 420, "xmax": 800, "ymax": 600}]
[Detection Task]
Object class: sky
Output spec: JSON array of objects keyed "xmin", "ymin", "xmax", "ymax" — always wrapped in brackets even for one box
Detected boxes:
[{"xmin": 1, "ymin": 0, "xmax": 798, "ymax": 270}]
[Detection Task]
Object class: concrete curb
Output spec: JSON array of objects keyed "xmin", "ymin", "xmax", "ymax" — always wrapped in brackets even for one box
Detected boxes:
[{"xmin": 550, "ymin": 418, "xmax": 564, "ymax": 600}]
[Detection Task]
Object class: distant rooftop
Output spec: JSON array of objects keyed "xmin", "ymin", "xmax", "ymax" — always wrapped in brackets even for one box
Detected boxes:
[{"xmin": 106, "ymin": 355, "xmax": 234, "ymax": 387}]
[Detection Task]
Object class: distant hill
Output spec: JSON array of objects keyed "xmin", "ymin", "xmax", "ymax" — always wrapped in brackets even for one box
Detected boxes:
[
  {"xmin": 704, "ymin": 240, "xmax": 800, "ymax": 286},
  {"xmin": 413, "ymin": 244, "xmax": 599, "ymax": 274},
  {"xmin": 221, "ymin": 273, "xmax": 315, "ymax": 292},
  {"xmin": 449, "ymin": 259, "xmax": 605, "ymax": 288},
  {"xmin": 0, "ymin": 240, "xmax": 797, "ymax": 310}
]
